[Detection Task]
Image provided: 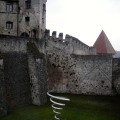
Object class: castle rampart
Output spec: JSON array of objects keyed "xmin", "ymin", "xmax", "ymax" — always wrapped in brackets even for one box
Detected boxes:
[
  {"xmin": 46, "ymin": 32, "xmax": 113, "ymax": 94},
  {"xmin": 45, "ymin": 30, "xmax": 96, "ymax": 55},
  {"xmin": 0, "ymin": 31, "xmax": 119, "ymax": 119},
  {"xmin": 113, "ymin": 58, "xmax": 120, "ymax": 94},
  {"xmin": 0, "ymin": 34, "xmax": 47, "ymax": 118},
  {"xmin": 0, "ymin": 57, "xmax": 7, "ymax": 118}
]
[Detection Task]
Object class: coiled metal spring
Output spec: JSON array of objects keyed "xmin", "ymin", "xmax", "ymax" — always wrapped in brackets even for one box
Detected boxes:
[{"xmin": 47, "ymin": 90, "xmax": 70, "ymax": 120}]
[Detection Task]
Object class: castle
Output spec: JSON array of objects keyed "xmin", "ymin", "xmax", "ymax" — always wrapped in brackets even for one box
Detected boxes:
[
  {"xmin": 0, "ymin": 0, "xmax": 46, "ymax": 38},
  {"xmin": 0, "ymin": 0, "xmax": 120, "ymax": 118}
]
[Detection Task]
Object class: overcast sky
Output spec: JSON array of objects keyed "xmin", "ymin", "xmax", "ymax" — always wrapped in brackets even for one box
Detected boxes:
[{"xmin": 46, "ymin": 0, "xmax": 120, "ymax": 51}]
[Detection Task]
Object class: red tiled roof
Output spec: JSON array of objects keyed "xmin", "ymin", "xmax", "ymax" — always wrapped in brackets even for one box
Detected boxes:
[{"xmin": 93, "ymin": 30, "xmax": 116, "ymax": 54}]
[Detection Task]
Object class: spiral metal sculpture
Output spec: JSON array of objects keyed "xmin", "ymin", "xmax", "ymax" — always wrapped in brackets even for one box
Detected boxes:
[{"xmin": 47, "ymin": 90, "xmax": 70, "ymax": 120}]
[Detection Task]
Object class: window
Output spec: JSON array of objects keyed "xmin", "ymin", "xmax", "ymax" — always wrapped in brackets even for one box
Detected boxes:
[
  {"xmin": 42, "ymin": 18, "xmax": 44, "ymax": 23},
  {"xmin": 26, "ymin": 0, "xmax": 31, "ymax": 9},
  {"xmin": 6, "ymin": 22, "xmax": 13, "ymax": 29},
  {"xmin": 32, "ymin": 29, "xmax": 36, "ymax": 38},
  {"xmin": 20, "ymin": 32, "xmax": 29, "ymax": 37},
  {"xmin": 6, "ymin": 4, "xmax": 13, "ymax": 12},
  {"xmin": 25, "ymin": 16, "xmax": 30, "ymax": 22},
  {"xmin": 42, "ymin": 4, "xmax": 46, "ymax": 24},
  {"xmin": 43, "ymin": 4, "xmax": 46, "ymax": 11}
]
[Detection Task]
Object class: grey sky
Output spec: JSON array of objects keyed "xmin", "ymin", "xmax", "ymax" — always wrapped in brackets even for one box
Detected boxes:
[{"xmin": 46, "ymin": 0, "xmax": 120, "ymax": 51}]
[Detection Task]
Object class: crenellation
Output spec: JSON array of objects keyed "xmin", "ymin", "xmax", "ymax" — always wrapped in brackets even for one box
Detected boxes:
[
  {"xmin": 58, "ymin": 33, "xmax": 63, "ymax": 40},
  {"xmin": 45, "ymin": 29, "xmax": 50, "ymax": 36},
  {"xmin": 65, "ymin": 34, "xmax": 70, "ymax": 39},
  {"xmin": 0, "ymin": 29, "xmax": 97, "ymax": 56},
  {"xmin": 52, "ymin": 31, "xmax": 56, "ymax": 40}
]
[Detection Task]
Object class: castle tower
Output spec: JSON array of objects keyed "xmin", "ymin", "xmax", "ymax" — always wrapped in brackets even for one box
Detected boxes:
[
  {"xmin": 93, "ymin": 30, "xmax": 116, "ymax": 55},
  {"xmin": 0, "ymin": 0, "xmax": 47, "ymax": 39},
  {"xmin": 19, "ymin": 0, "xmax": 47, "ymax": 38},
  {"xmin": 0, "ymin": 0, "xmax": 19, "ymax": 36}
]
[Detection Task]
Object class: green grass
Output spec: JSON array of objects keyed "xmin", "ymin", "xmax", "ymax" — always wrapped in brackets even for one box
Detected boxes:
[{"xmin": 1, "ymin": 94, "xmax": 120, "ymax": 120}]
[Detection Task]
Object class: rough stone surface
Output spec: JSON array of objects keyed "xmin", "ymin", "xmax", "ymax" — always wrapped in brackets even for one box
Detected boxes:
[
  {"xmin": 18, "ymin": 0, "xmax": 47, "ymax": 38},
  {"xmin": 0, "ymin": 31, "xmax": 119, "ymax": 119},
  {"xmin": 46, "ymin": 34, "xmax": 113, "ymax": 95},
  {"xmin": 27, "ymin": 42, "xmax": 47, "ymax": 105},
  {"xmin": 0, "ymin": 34, "xmax": 45, "ymax": 53},
  {"xmin": 0, "ymin": 1, "xmax": 18, "ymax": 36},
  {"xmin": 3, "ymin": 53, "xmax": 31, "ymax": 109},
  {"xmin": 45, "ymin": 32, "xmax": 96, "ymax": 56},
  {"xmin": 0, "ymin": 0, "xmax": 47, "ymax": 38},
  {"xmin": 0, "ymin": 58, "xmax": 7, "ymax": 118},
  {"xmin": 113, "ymin": 58, "xmax": 120, "ymax": 94},
  {"xmin": 0, "ymin": 34, "xmax": 47, "ymax": 118}
]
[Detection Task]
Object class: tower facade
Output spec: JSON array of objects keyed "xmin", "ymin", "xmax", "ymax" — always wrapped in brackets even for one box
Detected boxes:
[{"xmin": 0, "ymin": 0, "xmax": 47, "ymax": 38}]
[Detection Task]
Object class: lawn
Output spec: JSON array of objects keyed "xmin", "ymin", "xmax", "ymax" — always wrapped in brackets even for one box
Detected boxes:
[{"xmin": 1, "ymin": 94, "xmax": 120, "ymax": 120}]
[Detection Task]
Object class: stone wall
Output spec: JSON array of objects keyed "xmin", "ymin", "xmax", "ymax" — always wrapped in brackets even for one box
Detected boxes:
[
  {"xmin": 45, "ymin": 30, "xmax": 96, "ymax": 56},
  {"xmin": 0, "ymin": 34, "xmax": 45, "ymax": 53},
  {"xmin": 19, "ymin": 0, "xmax": 47, "ymax": 38},
  {"xmin": 113, "ymin": 58, "xmax": 120, "ymax": 94},
  {"xmin": 47, "ymin": 53, "xmax": 113, "ymax": 95},
  {"xmin": 0, "ymin": 0, "xmax": 47, "ymax": 38},
  {"xmin": 0, "ymin": 57, "xmax": 7, "ymax": 118},
  {"xmin": 0, "ymin": 1, "xmax": 18, "ymax": 36},
  {"xmin": 27, "ymin": 42, "xmax": 47, "ymax": 105},
  {"xmin": 46, "ymin": 31, "xmax": 113, "ymax": 95},
  {"xmin": 0, "ymin": 31, "xmax": 119, "ymax": 119},
  {"xmin": 0, "ymin": 35, "xmax": 33, "ymax": 115},
  {"xmin": 3, "ymin": 52, "xmax": 31, "ymax": 109},
  {"xmin": 0, "ymin": 34, "xmax": 47, "ymax": 116}
]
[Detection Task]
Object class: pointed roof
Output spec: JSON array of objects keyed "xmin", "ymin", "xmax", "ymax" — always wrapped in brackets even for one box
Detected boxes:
[{"xmin": 93, "ymin": 30, "xmax": 116, "ymax": 54}]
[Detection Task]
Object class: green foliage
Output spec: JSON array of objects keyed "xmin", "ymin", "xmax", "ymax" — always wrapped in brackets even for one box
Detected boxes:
[{"xmin": 1, "ymin": 94, "xmax": 120, "ymax": 120}]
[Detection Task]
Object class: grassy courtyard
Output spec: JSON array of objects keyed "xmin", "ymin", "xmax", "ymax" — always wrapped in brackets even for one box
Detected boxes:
[{"xmin": 1, "ymin": 94, "xmax": 120, "ymax": 120}]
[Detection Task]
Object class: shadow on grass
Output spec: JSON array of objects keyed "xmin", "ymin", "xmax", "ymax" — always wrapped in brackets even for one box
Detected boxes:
[{"xmin": 1, "ymin": 94, "xmax": 120, "ymax": 120}]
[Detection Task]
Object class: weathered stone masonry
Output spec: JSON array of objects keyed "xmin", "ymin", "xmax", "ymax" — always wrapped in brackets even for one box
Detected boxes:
[
  {"xmin": 0, "ymin": 31, "xmax": 120, "ymax": 118},
  {"xmin": 0, "ymin": 1, "xmax": 18, "ymax": 36},
  {"xmin": 0, "ymin": 57, "xmax": 7, "ymax": 118},
  {"xmin": 0, "ymin": 34, "xmax": 47, "ymax": 118},
  {"xmin": 46, "ymin": 31, "xmax": 115, "ymax": 95},
  {"xmin": 0, "ymin": 0, "xmax": 47, "ymax": 38},
  {"xmin": 113, "ymin": 58, "xmax": 120, "ymax": 94},
  {"xmin": 27, "ymin": 42, "xmax": 47, "ymax": 105},
  {"xmin": 0, "ymin": 0, "xmax": 120, "ymax": 118}
]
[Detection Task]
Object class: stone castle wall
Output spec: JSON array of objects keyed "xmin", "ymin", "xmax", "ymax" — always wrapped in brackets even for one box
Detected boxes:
[
  {"xmin": 0, "ymin": 32, "xmax": 120, "ymax": 118},
  {"xmin": 0, "ymin": 1, "xmax": 18, "ymax": 36},
  {"xmin": 3, "ymin": 52, "xmax": 31, "ymax": 109},
  {"xmin": 46, "ymin": 32, "xmax": 113, "ymax": 94},
  {"xmin": 45, "ymin": 30, "xmax": 96, "ymax": 56},
  {"xmin": 0, "ymin": 0, "xmax": 47, "ymax": 38},
  {"xmin": 113, "ymin": 58, "xmax": 120, "ymax": 94},
  {"xmin": 0, "ymin": 34, "xmax": 47, "ymax": 118},
  {"xmin": 0, "ymin": 57, "xmax": 7, "ymax": 118},
  {"xmin": 19, "ymin": 0, "xmax": 47, "ymax": 38},
  {"xmin": 27, "ymin": 42, "xmax": 47, "ymax": 105}
]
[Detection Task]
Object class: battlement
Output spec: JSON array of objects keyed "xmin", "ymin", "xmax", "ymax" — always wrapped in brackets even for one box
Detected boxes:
[{"xmin": 45, "ymin": 30, "xmax": 96, "ymax": 55}]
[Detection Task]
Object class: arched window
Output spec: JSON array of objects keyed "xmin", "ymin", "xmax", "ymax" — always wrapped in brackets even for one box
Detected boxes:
[
  {"xmin": 6, "ymin": 22, "xmax": 13, "ymax": 29},
  {"xmin": 20, "ymin": 32, "xmax": 29, "ymax": 37}
]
